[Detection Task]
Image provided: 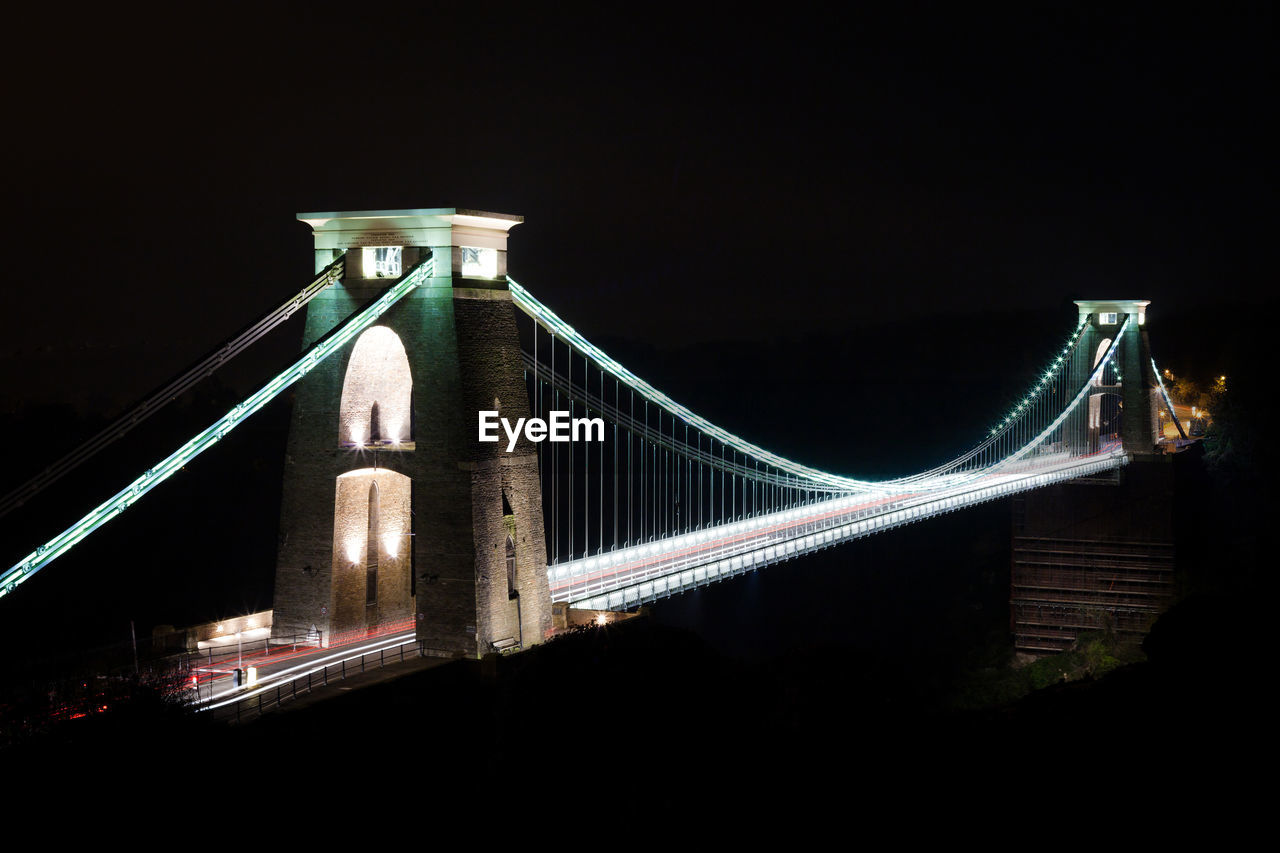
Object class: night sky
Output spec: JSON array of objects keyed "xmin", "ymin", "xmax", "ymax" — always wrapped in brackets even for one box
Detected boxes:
[
  {"xmin": 0, "ymin": 8, "xmax": 1272, "ymax": 639},
  {"xmin": 4, "ymin": 7, "xmax": 1271, "ymax": 407}
]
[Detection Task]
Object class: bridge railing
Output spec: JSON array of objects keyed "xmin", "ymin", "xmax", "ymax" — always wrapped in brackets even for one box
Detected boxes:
[{"xmin": 199, "ymin": 634, "xmax": 426, "ymax": 723}]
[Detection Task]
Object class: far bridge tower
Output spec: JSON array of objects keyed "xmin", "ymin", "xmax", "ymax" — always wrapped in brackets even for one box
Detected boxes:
[{"xmin": 1072, "ymin": 300, "xmax": 1161, "ymax": 459}]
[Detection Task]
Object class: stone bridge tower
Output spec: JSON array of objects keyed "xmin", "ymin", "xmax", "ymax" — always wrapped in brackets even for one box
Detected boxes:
[
  {"xmin": 271, "ymin": 209, "xmax": 552, "ymax": 656},
  {"xmin": 1072, "ymin": 299, "xmax": 1161, "ymax": 460}
]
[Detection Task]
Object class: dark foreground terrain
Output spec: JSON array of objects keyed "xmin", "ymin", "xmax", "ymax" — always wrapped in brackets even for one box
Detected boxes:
[{"xmin": 5, "ymin": 592, "xmax": 1267, "ymax": 821}]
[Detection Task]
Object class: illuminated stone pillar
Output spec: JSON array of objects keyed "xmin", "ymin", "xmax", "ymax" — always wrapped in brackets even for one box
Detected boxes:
[{"xmin": 272, "ymin": 209, "xmax": 552, "ymax": 654}]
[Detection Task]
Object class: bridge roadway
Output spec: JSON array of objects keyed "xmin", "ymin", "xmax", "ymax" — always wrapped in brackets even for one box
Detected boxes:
[
  {"xmin": 551, "ymin": 445, "xmax": 1128, "ymax": 611},
  {"xmin": 192, "ymin": 623, "xmax": 417, "ymax": 714}
]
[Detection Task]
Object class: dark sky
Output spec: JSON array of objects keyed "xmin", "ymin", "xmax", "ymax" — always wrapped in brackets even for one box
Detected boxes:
[{"xmin": 2, "ymin": 5, "xmax": 1272, "ymax": 413}]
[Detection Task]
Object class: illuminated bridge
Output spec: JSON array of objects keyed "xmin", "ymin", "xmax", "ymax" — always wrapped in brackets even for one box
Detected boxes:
[{"xmin": 0, "ymin": 209, "xmax": 1186, "ymax": 662}]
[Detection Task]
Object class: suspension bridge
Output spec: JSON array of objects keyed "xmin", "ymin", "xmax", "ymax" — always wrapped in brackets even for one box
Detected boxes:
[{"xmin": 0, "ymin": 209, "xmax": 1185, "ymax": 664}]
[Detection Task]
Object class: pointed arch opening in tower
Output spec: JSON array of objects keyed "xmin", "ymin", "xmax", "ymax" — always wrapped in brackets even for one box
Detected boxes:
[
  {"xmin": 332, "ymin": 468, "xmax": 413, "ymax": 637},
  {"xmin": 505, "ymin": 534, "xmax": 517, "ymax": 599},
  {"xmin": 340, "ymin": 326, "xmax": 414, "ymax": 449},
  {"xmin": 366, "ymin": 482, "xmax": 380, "ymax": 607}
]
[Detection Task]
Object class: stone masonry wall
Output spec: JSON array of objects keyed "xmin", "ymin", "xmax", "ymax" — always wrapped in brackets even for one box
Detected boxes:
[
  {"xmin": 454, "ymin": 291, "xmax": 553, "ymax": 650},
  {"xmin": 274, "ymin": 264, "xmax": 551, "ymax": 656}
]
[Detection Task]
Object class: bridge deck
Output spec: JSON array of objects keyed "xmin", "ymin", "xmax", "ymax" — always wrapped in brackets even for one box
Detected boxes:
[{"xmin": 549, "ymin": 448, "xmax": 1127, "ymax": 610}]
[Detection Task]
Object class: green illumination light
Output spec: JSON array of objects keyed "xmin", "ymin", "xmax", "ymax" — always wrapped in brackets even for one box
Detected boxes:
[
  {"xmin": 509, "ymin": 278, "xmax": 890, "ymax": 492},
  {"xmin": 1, "ymin": 256, "xmax": 434, "ymax": 602},
  {"xmin": 512, "ymin": 277, "xmax": 1118, "ymax": 493}
]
